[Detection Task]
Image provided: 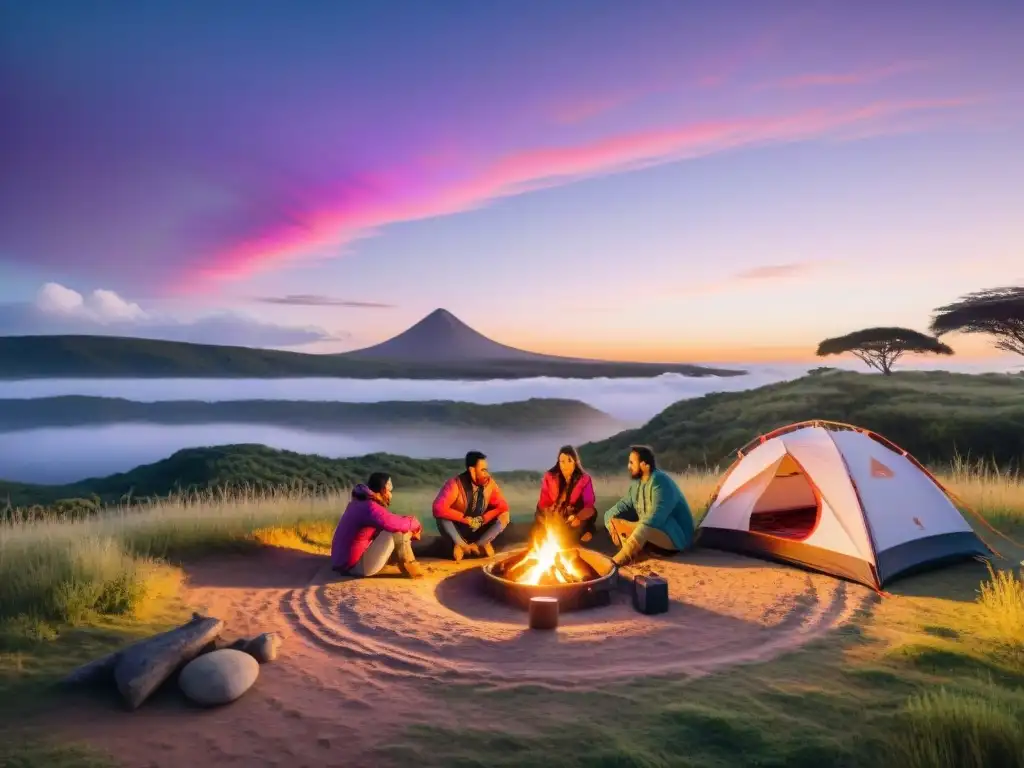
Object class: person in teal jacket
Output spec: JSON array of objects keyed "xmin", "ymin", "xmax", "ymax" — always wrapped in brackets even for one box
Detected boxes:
[{"xmin": 603, "ymin": 445, "xmax": 694, "ymax": 566}]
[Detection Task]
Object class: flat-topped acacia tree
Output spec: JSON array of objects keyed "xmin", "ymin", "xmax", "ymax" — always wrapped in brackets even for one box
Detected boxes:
[
  {"xmin": 815, "ymin": 327, "xmax": 954, "ymax": 375},
  {"xmin": 929, "ymin": 286, "xmax": 1024, "ymax": 358}
]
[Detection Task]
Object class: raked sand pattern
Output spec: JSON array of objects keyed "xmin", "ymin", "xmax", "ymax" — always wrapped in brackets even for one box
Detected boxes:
[{"xmin": 50, "ymin": 547, "xmax": 872, "ymax": 767}]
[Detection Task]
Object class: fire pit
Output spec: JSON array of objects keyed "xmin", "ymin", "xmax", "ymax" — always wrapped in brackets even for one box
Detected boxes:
[{"xmin": 481, "ymin": 517, "xmax": 618, "ymax": 611}]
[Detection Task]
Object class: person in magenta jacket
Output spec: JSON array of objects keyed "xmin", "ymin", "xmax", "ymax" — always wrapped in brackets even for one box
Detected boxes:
[
  {"xmin": 534, "ymin": 445, "xmax": 597, "ymax": 543},
  {"xmin": 331, "ymin": 472, "xmax": 424, "ymax": 578}
]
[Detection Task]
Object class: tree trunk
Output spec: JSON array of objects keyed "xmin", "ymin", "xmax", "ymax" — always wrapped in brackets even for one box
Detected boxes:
[
  {"xmin": 60, "ymin": 612, "xmax": 224, "ymax": 710},
  {"xmin": 114, "ymin": 614, "xmax": 224, "ymax": 710}
]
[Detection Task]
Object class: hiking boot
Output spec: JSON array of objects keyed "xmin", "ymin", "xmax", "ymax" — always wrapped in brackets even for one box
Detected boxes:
[
  {"xmin": 398, "ymin": 560, "xmax": 425, "ymax": 579},
  {"xmin": 481, "ymin": 542, "xmax": 495, "ymax": 558}
]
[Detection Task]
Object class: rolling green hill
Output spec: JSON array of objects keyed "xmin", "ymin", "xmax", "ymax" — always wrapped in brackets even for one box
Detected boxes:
[
  {"xmin": 7, "ymin": 369, "xmax": 1022, "ymax": 518},
  {"xmin": 0, "ymin": 334, "xmax": 742, "ymax": 379},
  {"xmin": 0, "ymin": 396, "xmax": 619, "ymax": 432},
  {"xmin": 0, "ymin": 444, "xmax": 542, "ymax": 516},
  {"xmin": 579, "ymin": 369, "xmax": 1024, "ymax": 471}
]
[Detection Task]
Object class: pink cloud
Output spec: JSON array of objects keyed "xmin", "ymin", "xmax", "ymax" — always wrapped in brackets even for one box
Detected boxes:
[
  {"xmin": 769, "ymin": 60, "xmax": 933, "ymax": 89},
  {"xmin": 551, "ymin": 94, "xmax": 636, "ymax": 125},
  {"xmin": 192, "ymin": 95, "xmax": 975, "ymax": 289}
]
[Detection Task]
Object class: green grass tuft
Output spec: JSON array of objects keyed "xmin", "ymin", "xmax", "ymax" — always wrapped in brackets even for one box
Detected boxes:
[
  {"xmin": 884, "ymin": 685, "xmax": 1024, "ymax": 768},
  {"xmin": 0, "ymin": 740, "xmax": 113, "ymax": 768}
]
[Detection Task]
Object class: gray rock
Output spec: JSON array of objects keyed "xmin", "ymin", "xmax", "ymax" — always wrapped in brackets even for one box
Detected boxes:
[
  {"xmin": 178, "ymin": 648, "xmax": 259, "ymax": 706},
  {"xmin": 242, "ymin": 632, "xmax": 282, "ymax": 663},
  {"xmin": 61, "ymin": 613, "xmax": 223, "ymax": 694}
]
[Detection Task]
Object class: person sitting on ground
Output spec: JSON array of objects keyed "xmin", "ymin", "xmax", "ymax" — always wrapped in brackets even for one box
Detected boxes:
[
  {"xmin": 603, "ymin": 444, "xmax": 694, "ymax": 567},
  {"xmin": 432, "ymin": 450, "xmax": 510, "ymax": 561},
  {"xmin": 533, "ymin": 444, "xmax": 598, "ymax": 544},
  {"xmin": 331, "ymin": 471, "xmax": 424, "ymax": 578}
]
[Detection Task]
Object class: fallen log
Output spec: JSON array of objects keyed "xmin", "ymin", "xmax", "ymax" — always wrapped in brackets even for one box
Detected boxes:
[
  {"xmin": 60, "ymin": 648, "xmax": 122, "ymax": 687},
  {"xmin": 114, "ymin": 613, "xmax": 224, "ymax": 710},
  {"xmin": 60, "ymin": 613, "xmax": 225, "ymax": 699}
]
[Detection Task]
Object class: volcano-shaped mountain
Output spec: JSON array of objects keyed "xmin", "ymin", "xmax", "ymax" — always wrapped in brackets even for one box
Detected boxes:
[
  {"xmin": 341, "ymin": 309, "xmax": 561, "ymax": 362},
  {"xmin": 0, "ymin": 309, "xmax": 746, "ymax": 379}
]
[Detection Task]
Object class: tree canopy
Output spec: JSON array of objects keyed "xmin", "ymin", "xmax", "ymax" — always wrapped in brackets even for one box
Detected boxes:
[
  {"xmin": 929, "ymin": 286, "xmax": 1024, "ymax": 357},
  {"xmin": 816, "ymin": 327, "xmax": 953, "ymax": 375}
]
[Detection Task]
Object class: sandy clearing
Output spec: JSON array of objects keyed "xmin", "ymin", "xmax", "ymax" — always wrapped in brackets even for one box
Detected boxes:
[{"xmin": 48, "ymin": 545, "xmax": 872, "ymax": 767}]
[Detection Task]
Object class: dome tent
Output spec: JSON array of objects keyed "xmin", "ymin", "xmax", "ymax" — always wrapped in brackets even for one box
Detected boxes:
[{"xmin": 695, "ymin": 421, "xmax": 991, "ymax": 590}]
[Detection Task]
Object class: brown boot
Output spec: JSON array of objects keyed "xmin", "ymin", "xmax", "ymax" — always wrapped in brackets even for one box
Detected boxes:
[
  {"xmin": 398, "ymin": 560, "xmax": 424, "ymax": 579},
  {"xmin": 481, "ymin": 541, "xmax": 495, "ymax": 558}
]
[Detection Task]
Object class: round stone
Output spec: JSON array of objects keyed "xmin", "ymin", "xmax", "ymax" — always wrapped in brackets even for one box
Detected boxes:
[
  {"xmin": 245, "ymin": 632, "xmax": 282, "ymax": 663},
  {"xmin": 178, "ymin": 648, "xmax": 259, "ymax": 706}
]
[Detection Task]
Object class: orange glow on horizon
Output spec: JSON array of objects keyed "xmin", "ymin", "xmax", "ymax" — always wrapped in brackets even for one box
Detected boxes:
[{"xmin": 507, "ymin": 332, "xmax": 1009, "ymax": 365}]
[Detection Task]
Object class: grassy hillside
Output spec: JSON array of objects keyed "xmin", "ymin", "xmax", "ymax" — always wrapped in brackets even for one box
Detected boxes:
[
  {"xmin": 0, "ymin": 396, "xmax": 618, "ymax": 432},
  {"xmin": 0, "ymin": 444, "xmax": 542, "ymax": 516},
  {"xmin": 2, "ymin": 470, "xmax": 1023, "ymax": 768},
  {"xmin": 0, "ymin": 334, "xmax": 742, "ymax": 379},
  {"xmin": 580, "ymin": 369, "xmax": 1024, "ymax": 471}
]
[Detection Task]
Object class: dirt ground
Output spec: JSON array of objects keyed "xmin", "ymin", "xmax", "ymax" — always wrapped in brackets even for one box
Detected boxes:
[{"xmin": 48, "ymin": 542, "xmax": 872, "ymax": 767}]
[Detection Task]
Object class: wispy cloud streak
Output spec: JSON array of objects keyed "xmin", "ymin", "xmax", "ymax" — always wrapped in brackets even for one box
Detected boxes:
[
  {"xmin": 200, "ymin": 96, "xmax": 974, "ymax": 286},
  {"xmin": 768, "ymin": 60, "xmax": 934, "ymax": 89},
  {"xmin": 253, "ymin": 295, "xmax": 395, "ymax": 308}
]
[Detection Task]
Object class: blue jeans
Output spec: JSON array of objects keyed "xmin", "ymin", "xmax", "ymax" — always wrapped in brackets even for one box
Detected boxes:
[{"xmin": 437, "ymin": 512, "xmax": 510, "ymax": 548}]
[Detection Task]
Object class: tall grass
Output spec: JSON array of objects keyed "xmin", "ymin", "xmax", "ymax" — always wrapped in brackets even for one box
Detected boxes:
[
  {"xmin": 0, "ymin": 466, "xmax": 1020, "ymax": 627},
  {"xmin": 886, "ymin": 686, "xmax": 1024, "ymax": 768},
  {"xmin": 978, "ymin": 561, "xmax": 1024, "ymax": 651},
  {"xmin": 944, "ymin": 456, "xmax": 1024, "ymax": 536}
]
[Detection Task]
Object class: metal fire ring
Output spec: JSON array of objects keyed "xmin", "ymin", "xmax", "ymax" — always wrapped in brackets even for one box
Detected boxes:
[{"xmin": 481, "ymin": 546, "xmax": 619, "ymax": 612}]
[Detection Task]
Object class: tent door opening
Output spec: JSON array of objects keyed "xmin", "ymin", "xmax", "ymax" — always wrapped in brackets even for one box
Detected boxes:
[{"xmin": 747, "ymin": 453, "xmax": 821, "ymax": 541}]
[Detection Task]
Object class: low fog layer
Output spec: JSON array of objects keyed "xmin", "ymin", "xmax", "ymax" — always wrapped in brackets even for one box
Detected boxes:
[
  {"xmin": 0, "ymin": 423, "xmax": 617, "ymax": 485},
  {"xmin": 2, "ymin": 361, "xmax": 1017, "ymax": 423},
  {"xmin": 0, "ymin": 370, "xmax": 805, "ymax": 423}
]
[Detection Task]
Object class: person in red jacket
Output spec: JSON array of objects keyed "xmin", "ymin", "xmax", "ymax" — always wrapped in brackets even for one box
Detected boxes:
[
  {"xmin": 432, "ymin": 450, "xmax": 510, "ymax": 561},
  {"xmin": 331, "ymin": 472, "xmax": 424, "ymax": 578},
  {"xmin": 533, "ymin": 444, "xmax": 597, "ymax": 544}
]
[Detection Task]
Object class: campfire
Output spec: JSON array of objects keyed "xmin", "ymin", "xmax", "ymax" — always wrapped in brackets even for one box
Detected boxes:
[{"xmin": 489, "ymin": 516, "xmax": 601, "ymax": 586}]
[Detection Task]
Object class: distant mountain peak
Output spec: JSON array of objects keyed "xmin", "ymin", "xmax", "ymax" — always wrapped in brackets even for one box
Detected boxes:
[
  {"xmin": 418, "ymin": 308, "xmax": 466, "ymax": 328},
  {"xmin": 342, "ymin": 308, "xmax": 554, "ymax": 363}
]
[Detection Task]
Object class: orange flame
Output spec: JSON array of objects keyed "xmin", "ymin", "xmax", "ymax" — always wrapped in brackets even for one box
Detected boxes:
[{"xmin": 516, "ymin": 516, "xmax": 588, "ymax": 585}]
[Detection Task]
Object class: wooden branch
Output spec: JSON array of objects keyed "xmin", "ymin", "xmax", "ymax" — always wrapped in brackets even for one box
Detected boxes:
[
  {"xmin": 60, "ymin": 613, "xmax": 225, "ymax": 711},
  {"xmin": 114, "ymin": 614, "xmax": 224, "ymax": 710}
]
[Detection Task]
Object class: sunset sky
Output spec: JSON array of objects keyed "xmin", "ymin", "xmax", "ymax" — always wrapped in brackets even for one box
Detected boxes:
[{"xmin": 1, "ymin": 2, "xmax": 1022, "ymax": 363}]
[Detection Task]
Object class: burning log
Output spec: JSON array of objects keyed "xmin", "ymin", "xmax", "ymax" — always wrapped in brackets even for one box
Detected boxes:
[
  {"xmin": 492, "ymin": 514, "xmax": 608, "ymax": 587},
  {"xmin": 572, "ymin": 554, "xmax": 600, "ymax": 581},
  {"xmin": 504, "ymin": 557, "xmax": 534, "ymax": 583},
  {"xmin": 552, "ymin": 552, "xmax": 575, "ymax": 584}
]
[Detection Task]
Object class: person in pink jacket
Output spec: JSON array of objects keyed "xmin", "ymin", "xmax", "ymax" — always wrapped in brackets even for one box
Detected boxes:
[
  {"xmin": 534, "ymin": 445, "xmax": 597, "ymax": 543},
  {"xmin": 331, "ymin": 472, "xmax": 424, "ymax": 578}
]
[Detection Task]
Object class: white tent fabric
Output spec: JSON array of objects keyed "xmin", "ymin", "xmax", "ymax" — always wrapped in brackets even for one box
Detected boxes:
[
  {"xmin": 827, "ymin": 429, "xmax": 976, "ymax": 552},
  {"xmin": 696, "ymin": 423, "xmax": 989, "ymax": 588}
]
